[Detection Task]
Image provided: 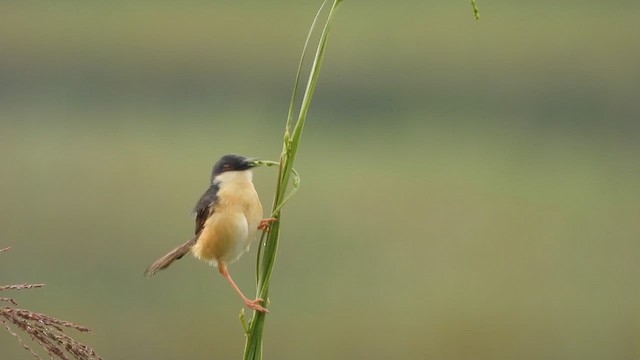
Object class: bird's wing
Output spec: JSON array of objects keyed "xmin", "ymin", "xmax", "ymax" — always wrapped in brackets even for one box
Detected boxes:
[{"xmin": 192, "ymin": 181, "xmax": 220, "ymax": 235}]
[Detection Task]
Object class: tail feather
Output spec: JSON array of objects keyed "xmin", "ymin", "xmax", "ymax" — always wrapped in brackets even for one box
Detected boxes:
[{"xmin": 144, "ymin": 238, "xmax": 196, "ymax": 277}]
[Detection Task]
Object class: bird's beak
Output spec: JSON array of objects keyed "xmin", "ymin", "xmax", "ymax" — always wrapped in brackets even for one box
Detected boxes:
[{"xmin": 245, "ymin": 158, "xmax": 259, "ymax": 168}]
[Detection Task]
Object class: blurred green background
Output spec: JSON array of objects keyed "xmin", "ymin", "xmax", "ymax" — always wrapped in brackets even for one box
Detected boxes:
[{"xmin": 1, "ymin": 1, "xmax": 639, "ymax": 359}]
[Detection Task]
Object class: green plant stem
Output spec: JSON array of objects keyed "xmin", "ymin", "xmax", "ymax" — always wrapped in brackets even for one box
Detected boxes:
[
  {"xmin": 250, "ymin": 160, "xmax": 300, "ymax": 285},
  {"xmin": 242, "ymin": 1, "xmax": 342, "ymax": 359}
]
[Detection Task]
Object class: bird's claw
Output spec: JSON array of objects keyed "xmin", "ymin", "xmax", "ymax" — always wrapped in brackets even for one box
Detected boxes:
[
  {"xmin": 245, "ymin": 298, "xmax": 269, "ymax": 313},
  {"xmin": 258, "ymin": 218, "xmax": 277, "ymax": 231}
]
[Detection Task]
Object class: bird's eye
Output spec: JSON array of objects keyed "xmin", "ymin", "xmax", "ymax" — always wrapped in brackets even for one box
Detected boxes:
[{"xmin": 222, "ymin": 164, "xmax": 232, "ymax": 170}]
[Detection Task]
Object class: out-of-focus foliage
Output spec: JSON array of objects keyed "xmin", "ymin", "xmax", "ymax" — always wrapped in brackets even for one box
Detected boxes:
[{"xmin": 1, "ymin": 1, "xmax": 638, "ymax": 359}]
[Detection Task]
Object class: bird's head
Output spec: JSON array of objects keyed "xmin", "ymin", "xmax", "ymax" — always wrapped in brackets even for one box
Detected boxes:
[{"xmin": 211, "ymin": 154, "xmax": 257, "ymax": 180}]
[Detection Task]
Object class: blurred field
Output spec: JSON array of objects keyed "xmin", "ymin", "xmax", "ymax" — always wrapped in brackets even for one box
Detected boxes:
[{"xmin": 1, "ymin": 1, "xmax": 639, "ymax": 359}]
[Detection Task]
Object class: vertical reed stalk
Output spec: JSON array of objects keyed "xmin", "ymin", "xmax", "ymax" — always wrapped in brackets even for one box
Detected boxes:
[{"xmin": 242, "ymin": 1, "xmax": 342, "ymax": 359}]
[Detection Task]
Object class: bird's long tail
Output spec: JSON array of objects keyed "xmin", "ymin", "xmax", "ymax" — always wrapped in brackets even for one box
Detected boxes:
[{"xmin": 144, "ymin": 237, "xmax": 197, "ymax": 277}]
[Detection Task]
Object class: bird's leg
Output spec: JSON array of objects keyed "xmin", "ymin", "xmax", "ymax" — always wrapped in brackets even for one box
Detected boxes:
[
  {"xmin": 258, "ymin": 217, "xmax": 277, "ymax": 231},
  {"xmin": 218, "ymin": 263, "xmax": 268, "ymax": 313}
]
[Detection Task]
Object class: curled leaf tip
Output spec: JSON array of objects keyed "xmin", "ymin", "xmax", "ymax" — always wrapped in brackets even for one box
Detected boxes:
[{"xmin": 470, "ymin": 0, "xmax": 480, "ymax": 19}]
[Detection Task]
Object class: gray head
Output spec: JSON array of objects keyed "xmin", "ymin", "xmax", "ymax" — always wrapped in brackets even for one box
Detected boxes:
[{"xmin": 211, "ymin": 154, "xmax": 256, "ymax": 178}]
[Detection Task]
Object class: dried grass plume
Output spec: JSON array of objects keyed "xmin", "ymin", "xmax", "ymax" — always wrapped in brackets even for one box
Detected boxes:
[{"xmin": 1, "ymin": 246, "xmax": 102, "ymax": 360}]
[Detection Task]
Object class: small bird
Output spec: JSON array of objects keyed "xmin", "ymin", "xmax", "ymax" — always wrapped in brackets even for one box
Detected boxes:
[{"xmin": 144, "ymin": 154, "xmax": 276, "ymax": 313}]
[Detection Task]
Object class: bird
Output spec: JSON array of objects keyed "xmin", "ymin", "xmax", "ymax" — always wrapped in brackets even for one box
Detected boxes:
[{"xmin": 144, "ymin": 154, "xmax": 276, "ymax": 313}]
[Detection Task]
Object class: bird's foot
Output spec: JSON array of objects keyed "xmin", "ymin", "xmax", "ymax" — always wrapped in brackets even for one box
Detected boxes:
[
  {"xmin": 258, "ymin": 218, "xmax": 277, "ymax": 231},
  {"xmin": 245, "ymin": 298, "xmax": 269, "ymax": 313}
]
